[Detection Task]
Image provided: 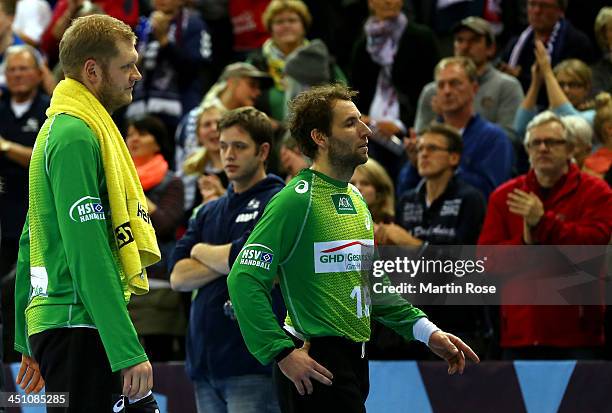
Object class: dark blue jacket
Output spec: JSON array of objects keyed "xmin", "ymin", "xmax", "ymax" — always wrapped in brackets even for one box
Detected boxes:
[
  {"xmin": 170, "ymin": 174, "xmax": 285, "ymax": 380},
  {"xmin": 0, "ymin": 91, "xmax": 50, "ymax": 240},
  {"xmin": 397, "ymin": 176, "xmax": 486, "ymax": 245},
  {"xmin": 130, "ymin": 7, "xmax": 212, "ymax": 132},
  {"xmin": 396, "ymin": 114, "xmax": 514, "ymax": 200}
]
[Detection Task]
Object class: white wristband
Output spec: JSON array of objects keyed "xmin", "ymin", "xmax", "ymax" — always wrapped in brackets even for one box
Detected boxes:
[{"xmin": 413, "ymin": 318, "xmax": 440, "ymax": 345}]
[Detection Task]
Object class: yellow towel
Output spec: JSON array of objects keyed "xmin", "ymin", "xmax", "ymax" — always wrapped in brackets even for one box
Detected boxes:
[{"xmin": 47, "ymin": 78, "xmax": 160, "ymax": 296}]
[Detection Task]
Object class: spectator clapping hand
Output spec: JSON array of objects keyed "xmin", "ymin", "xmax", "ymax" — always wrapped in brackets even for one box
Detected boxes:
[
  {"xmin": 151, "ymin": 11, "xmax": 172, "ymax": 45},
  {"xmin": 534, "ymin": 40, "xmax": 553, "ymax": 77}
]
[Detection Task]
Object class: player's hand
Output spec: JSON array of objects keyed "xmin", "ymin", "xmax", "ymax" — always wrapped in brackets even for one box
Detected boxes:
[
  {"xmin": 428, "ymin": 331, "xmax": 480, "ymax": 375},
  {"xmin": 277, "ymin": 342, "xmax": 333, "ymax": 396},
  {"xmin": 122, "ymin": 361, "xmax": 153, "ymax": 399},
  {"xmin": 16, "ymin": 355, "xmax": 45, "ymax": 394}
]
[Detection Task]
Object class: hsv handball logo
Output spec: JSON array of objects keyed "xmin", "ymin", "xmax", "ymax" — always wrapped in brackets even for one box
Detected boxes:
[
  {"xmin": 314, "ymin": 239, "xmax": 374, "ymax": 273},
  {"xmin": 69, "ymin": 196, "xmax": 105, "ymax": 222},
  {"xmin": 240, "ymin": 243, "xmax": 275, "ymax": 270}
]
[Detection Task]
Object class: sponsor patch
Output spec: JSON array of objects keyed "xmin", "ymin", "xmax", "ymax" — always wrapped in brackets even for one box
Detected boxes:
[
  {"xmin": 331, "ymin": 194, "xmax": 357, "ymax": 215},
  {"xmin": 314, "ymin": 239, "xmax": 374, "ymax": 273},
  {"xmin": 69, "ymin": 196, "xmax": 106, "ymax": 222},
  {"xmin": 115, "ymin": 222, "xmax": 135, "ymax": 249},
  {"xmin": 239, "ymin": 244, "xmax": 274, "ymax": 270},
  {"xmin": 30, "ymin": 266, "xmax": 49, "ymax": 297}
]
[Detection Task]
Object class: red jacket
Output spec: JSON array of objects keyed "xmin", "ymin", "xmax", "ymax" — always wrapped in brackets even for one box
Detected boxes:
[{"xmin": 478, "ymin": 163, "xmax": 612, "ymax": 348}]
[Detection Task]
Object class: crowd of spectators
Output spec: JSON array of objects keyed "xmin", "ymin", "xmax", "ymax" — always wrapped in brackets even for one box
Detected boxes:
[{"xmin": 0, "ymin": 0, "xmax": 611, "ymax": 379}]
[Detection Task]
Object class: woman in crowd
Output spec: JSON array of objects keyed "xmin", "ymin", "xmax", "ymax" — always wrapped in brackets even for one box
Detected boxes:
[
  {"xmin": 182, "ymin": 105, "xmax": 228, "ymax": 213},
  {"xmin": 350, "ymin": 158, "xmax": 396, "ymax": 226},
  {"xmin": 563, "ymin": 115, "xmax": 594, "ymax": 170},
  {"xmin": 248, "ymin": 0, "xmax": 345, "ymax": 122},
  {"xmin": 350, "ymin": 0, "xmax": 439, "ymax": 181},
  {"xmin": 584, "ymin": 93, "xmax": 612, "ymax": 178},
  {"xmin": 279, "ymin": 135, "xmax": 309, "ymax": 182},
  {"xmin": 125, "ymin": 115, "xmax": 187, "ymax": 361},
  {"xmin": 592, "ymin": 7, "xmax": 612, "ymax": 95},
  {"xmin": 514, "ymin": 41, "xmax": 596, "ymax": 140}
]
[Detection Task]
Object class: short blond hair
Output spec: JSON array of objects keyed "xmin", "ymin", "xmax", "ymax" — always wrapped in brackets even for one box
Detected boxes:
[
  {"xmin": 434, "ymin": 56, "xmax": 478, "ymax": 83},
  {"xmin": 594, "ymin": 7, "xmax": 612, "ymax": 52},
  {"xmin": 262, "ymin": 0, "xmax": 312, "ymax": 32},
  {"xmin": 553, "ymin": 59, "xmax": 592, "ymax": 88},
  {"xmin": 353, "ymin": 158, "xmax": 395, "ymax": 222},
  {"xmin": 59, "ymin": 14, "xmax": 136, "ymax": 80}
]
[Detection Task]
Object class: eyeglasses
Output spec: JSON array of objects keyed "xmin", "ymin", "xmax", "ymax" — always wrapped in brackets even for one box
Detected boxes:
[
  {"xmin": 558, "ymin": 81, "xmax": 586, "ymax": 89},
  {"xmin": 5, "ymin": 66, "xmax": 37, "ymax": 74},
  {"xmin": 271, "ymin": 17, "xmax": 301, "ymax": 26},
  {"xmin": 527, "ymin": 1, "xmax": 559, "ymax": 10},
  {"xmin": 527, "ymin": 138, "xmax": 567, "ymax": 149},
  {"xmin": 416, "ymin": 144, "xmax": 451, "ymax": 154}
]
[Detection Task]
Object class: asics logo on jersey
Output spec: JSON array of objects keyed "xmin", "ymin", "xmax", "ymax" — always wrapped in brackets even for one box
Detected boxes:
[
  {"xmin": 69, "ymin": 195, "xmax": 106, "ymax": 222},
  {"xmin": 113, "ymin": 396, "xmax": 124, "ymax": 412},
  {"xmin": 295, "ymin": 180, "xmax": 309, "ymax": 194}
]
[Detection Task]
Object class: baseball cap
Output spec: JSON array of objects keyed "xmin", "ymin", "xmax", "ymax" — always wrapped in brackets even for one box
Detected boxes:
[
  {"xmin": 453, "ymin": 16, "xmax": 495, "ymax": 44},
  {"xmin": 220, "ymin": 62, "xmax": 273, "ymax": 88}
]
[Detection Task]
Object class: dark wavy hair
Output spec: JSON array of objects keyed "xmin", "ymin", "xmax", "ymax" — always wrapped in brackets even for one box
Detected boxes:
[{"xmin": 287, "ymin": 83, "xmax": 358, "ymax": 160}]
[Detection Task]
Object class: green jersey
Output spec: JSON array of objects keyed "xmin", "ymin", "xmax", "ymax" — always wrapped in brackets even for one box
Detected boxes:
[
  {"xmin": 14, "ymin": 114, "xmax": 147, "ymax": 372},
  {"xmin": 227, "ymin": 169, "xmax": 425, "ymax": 365}
]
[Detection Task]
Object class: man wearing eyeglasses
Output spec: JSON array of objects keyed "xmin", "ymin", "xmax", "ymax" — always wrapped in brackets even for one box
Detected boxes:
[
  {"xmin": 478, "ymin": 110, "xmax": 612, "ymax": 359},
  {"xmin": 377, "ymin": 122, "xmax": 486, "ymax": 247},
  {"xmin": 499, "ymin": 0, "xmax": 595, "ymax": 101}
]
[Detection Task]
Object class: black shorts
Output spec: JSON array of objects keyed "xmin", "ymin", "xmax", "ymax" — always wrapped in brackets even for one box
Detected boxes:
[
  {"xmin": 273, "ymin": 336, "xmax": 369, "ymax": 413},
  {"xmin": 29, "ymin": 328, "xmax": 158, "ymax": 413}
]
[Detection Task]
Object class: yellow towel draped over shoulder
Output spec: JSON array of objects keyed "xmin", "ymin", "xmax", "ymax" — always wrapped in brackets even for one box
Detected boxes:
[{"xmin": 47, "ymin": 78, "xmax": 160, "ymax": 296}]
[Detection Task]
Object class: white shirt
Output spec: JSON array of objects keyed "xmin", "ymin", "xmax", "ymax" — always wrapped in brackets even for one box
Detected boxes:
[{"xmin": 12, "ymin": 0, "xmax": 52, "ymax": 44}]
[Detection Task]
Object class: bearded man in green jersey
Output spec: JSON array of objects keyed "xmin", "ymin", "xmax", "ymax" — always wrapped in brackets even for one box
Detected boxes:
[{"xmin": 227, "ymin": 83, "xmax": 479, "ymax": 412}]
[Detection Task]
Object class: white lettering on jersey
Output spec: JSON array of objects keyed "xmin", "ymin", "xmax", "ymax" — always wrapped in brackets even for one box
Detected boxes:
[{"xmin": 235, "ymin": 211, "xmax": 259, "ymax": 223}]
